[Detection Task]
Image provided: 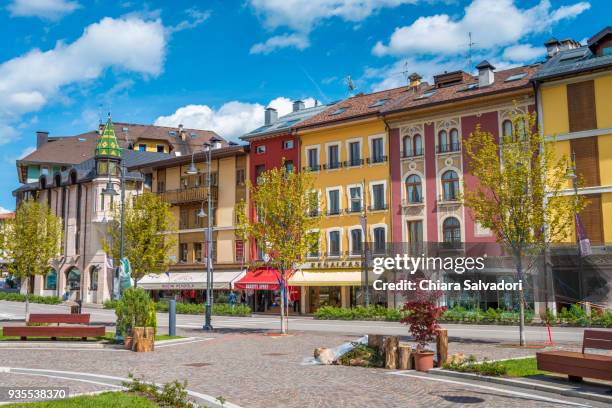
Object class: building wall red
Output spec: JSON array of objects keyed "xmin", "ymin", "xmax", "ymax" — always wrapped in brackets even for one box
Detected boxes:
[
  {"xmin": 389, "ymin": 128, "xmax": 402, "ymax": 243},
  {"xmin": 424, "ymin": 122, "xmax": 438, "ymax": 242}
]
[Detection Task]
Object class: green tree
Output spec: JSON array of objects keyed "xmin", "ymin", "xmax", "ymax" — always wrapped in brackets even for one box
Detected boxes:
[
  {"xmin": 236, "ymin": 165, "xmax": 321, "ymax": 334},
  {"xmin": 462, "ymin": 109, "xmax": 585, "ymax": 346},
  {"xmin": 0, "ymin": 201, "xmax": 62, "ymax": 318},
  {"xmin": 104, "ymin": 191, "xmax": 176, "ymax": 286}
]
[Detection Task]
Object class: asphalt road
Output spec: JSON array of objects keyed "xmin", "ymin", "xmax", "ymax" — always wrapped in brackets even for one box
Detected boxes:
[{"xmin": 0, "ymin": 300, "xmax": 596, "ymax": 344}]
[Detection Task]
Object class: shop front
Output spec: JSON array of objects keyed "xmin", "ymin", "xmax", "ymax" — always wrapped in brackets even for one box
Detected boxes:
[
  {"xmin": 234, "ymin": 268, "xmax": 302, "ymax": 314},
  {"xmin": 289, "ymin": 270, "xmax": 365, "ymax": 313}
]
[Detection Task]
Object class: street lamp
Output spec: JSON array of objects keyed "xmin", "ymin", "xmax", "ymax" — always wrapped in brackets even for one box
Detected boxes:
[
  {"xmin": 565, "ymin": 151, "xmax": 584, "ymax": 304},
  {"xmin": 102, "ymin": 160, "xmax": 126, "ymax": 299},
  {"xmin": 197, "ymin": 136, "xmax": 223, "ymax": 331},
  {"xmin": 350, "ymin": 180, "xmax": 370, "ymax": 307}
]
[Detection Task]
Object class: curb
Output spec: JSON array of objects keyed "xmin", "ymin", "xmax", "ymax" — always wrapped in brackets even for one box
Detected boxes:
[
  {"xmin": 0, "ymin": 341, "xmax": 124, "ymax": 350},
  {"xmin": 429, "ymin": 368, "xmax": 612, "ymax": 404}
]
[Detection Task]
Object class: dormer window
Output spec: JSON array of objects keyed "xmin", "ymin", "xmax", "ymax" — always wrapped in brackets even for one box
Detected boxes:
[
  {"xmin": 168, "ymin": 130, "xmax": 177, "ymax": 136},
  {"xmin": 505, "ymin": 72, "xmax": 527, "ymax": 82},
  {"xmin": 330, "ymin": 106, "xmax": 349, "ymax": 116}
]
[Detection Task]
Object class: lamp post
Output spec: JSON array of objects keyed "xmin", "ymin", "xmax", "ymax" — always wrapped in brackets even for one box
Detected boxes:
[
  {"xmin": 192, "ymin": 137, "xmax": 222, "ymax": 331},
  {"xmin": 102, "ymin": 159, "xmax": 125, "ymax": 298},
  {"xmin": 351, "ymin": 180, "xmax": 369, "ymax": 307},
  {"xmin": 565, "ymin": 151, "xmax": 584, "ymax": 304}
]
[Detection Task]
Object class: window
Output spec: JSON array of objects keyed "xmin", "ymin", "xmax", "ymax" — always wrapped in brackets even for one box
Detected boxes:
[
  {"xmin": 438, "ymin": 130, "xmax": 449, "ymax": 152},
  {"xmin": 180, "ymin": 208, "xmax": 189, "ymax": 229},
  {"xmin": 405, "ymin": 175, "xmax": 422, "ymax": 203},
  {"xmin": 372, "ymin": 184, "xmax": 385, "ymax": 210},
  {"xmin": 138, "ymin": 144, "xmax": 147, "ymax": 151},
  {"xmin": 284, "ymin": 160, "xmax": 294, "ymax": 173},
  {"xmin": 330, "ymin": 107, "xmax": 348, "ymax": 116},
  {"xmin": 41, "ymin": 166, "xmax": 49, "ymax": 176},
  {"xmin": 256, "ymin": 240, "xmax": 265, "ymax": 260},
  {"xmin": 328, "ymin": 189, "xmax": 340, "ymax": 215},
  {"xmin": 236, "ymin": 169, "xmax": 245, "ymax": 185},
  {"xmin": 442, "ymin": 170, "xmax": 459, "ymax": 201},
  {"xmin": 407, "ymin": 221, "xmax": 423, "ymax": 255},
  {"xmin": 327, "ymin": 144, "xmax": 340, "ymax": 169},
  {"xmin": 283, "ymin": 140, "xmax": 294, "ymax": 150},
  {"xmin": 194, "ymin": 243, "xmax": 203, "ymax": 263},
  {"xmin": 89, "ymin": 267, "xmax": 98, "ymax": 291},
  {"xmin": 350, "ymin": 228, "xmax": 363, "ymax": 254},
  {"xmin": 604, "ymin": 46, "xmax": 612, "ymax": 56},
  {"xmin": 443, "ymin": 217, "xmax": 461, "ymax": 244},
  {"xmin": 235, "ymin": 240, "xmax": 244, "ymax": 262},
  {"xmin": 179, "ymin": 243, "xmax": 188, "ymax": 262},
  {"xmin": 504, "ymin": 72, "xmax": 527, "ymax": 82},
  {"xmin": 413, "ymin": 134, "xmax": 423, "ymax": 155},
  {"xmin": 349, "ymin": 186, "xmax": 362, "ymax": 212},
  {"xmin": 402, "ymin": 136, "xmax": 411, "ymax": 157},
  {"xmin": 156, "ymin": 145, "xmax": 165, "ymax": 153},
  {"xmin": 450, "ymin": 129, "xmax": 459, "ymax": 151},
  {"xmin": 255, "ymin": 165, "xmax": 265, "ymax": 183},
  {"xmin": 370, "ymin": 138, "xmax": 384, "ymax": 163},
  {"xmin": 45, "ymin": 270, "xmax": 57, "ymax": 290},
  {"xmin": 502, "ymin": 120, "xmax": 513, "ymax": 138},
  {"xmin": 348, "ymin": 141, "xmax": 361, "ymax": 166},
  {"xmin": 328, "ymin": 230, "xmax": 340, "ymax": 256},
  {"xmin": 369, "ymin": 98, "xmax": 389, "ymax": 108},
  {"xmin": 373, "ymin": 227, "xmax": 386, "ymax": 254},
  {"xmin": 256, "ymin": 145, "xmax": 266, "ymax": 154},
  {"xmin": 567, "ymin": 80, "xmax": 597, "ymax": 132},
  {"xmin": 307, "ymin": 148, "xmax": 319, "ymax": 171},
  {"xmin": 144, "ymin": 173, "xmax": 153, "ymax": 190}
]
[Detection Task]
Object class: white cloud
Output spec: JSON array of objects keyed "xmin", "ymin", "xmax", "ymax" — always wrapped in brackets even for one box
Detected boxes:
[
  {"xmin": 365, "ymin": 57, "xmax": 462, "ymax": 92},
  {"xmin": 248, "ymin": 0, "xmax": 417, "ymax": 52},
  {"xmin": 502, "ymin": 43, "xmax": 544, "ymax": 62},
  {"xmin": 250, "ymin": 33, "xmax": 310, "ymax": 54},
  {"xmin": 166, "ymin": 7, "xmax": 211, "ymax": 34},
  {"xmin": 155, "ymin": 97, "xmax": 317, "ymax": 141},
  {"xmin": 0, "ymin": 207, "xmax": 13, "ymax": 214},
  {"xmin": 7, "ymin": 0, "xmax": 81, "ymax": 20},
  {"xmin": 373, "ymin": 0, "xmax": 590, "ymax": 56}
]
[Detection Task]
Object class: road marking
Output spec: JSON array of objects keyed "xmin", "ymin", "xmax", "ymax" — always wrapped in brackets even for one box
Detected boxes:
[
  {"xmin": 388, "ymin": 372, "xmax": 591, "ymax": 407},
  {"xmin": 156, "ymin": 338, "xmax": 213, "ymax": 348}
]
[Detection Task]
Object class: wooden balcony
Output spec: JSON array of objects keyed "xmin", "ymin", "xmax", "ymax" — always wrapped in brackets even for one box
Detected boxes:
[{"xmin": 157, "ymin": 186, "xmax": 218, "ymax": 205}]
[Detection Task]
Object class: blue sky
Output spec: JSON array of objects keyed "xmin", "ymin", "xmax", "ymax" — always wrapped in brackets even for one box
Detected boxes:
[{"xmin": 0, "ymin": 0, "xmax": 608, "ymax": 210}]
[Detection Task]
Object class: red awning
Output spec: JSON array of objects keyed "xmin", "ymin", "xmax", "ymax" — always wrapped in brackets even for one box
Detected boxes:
[{"xmin": 234, "ymin": 268, "xmax": 282, "ymax": 290}]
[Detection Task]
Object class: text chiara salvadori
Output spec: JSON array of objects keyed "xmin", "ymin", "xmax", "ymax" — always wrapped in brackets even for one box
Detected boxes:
[{"xmin": 371, "ymin": 254, "xmax": 522, "ymax": 292}]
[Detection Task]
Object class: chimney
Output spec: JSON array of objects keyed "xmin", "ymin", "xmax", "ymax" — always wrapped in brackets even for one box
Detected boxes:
[
  {"xmin": 408, "ymin": 72, "xmax": 422, "ymax": 87},
  {"xmin": 178, "ymin": 124, "xmax": 186, "ymax": 140},
  {"xmin": 292, "ymin": 100, "xmax": 305, "ymax": 112},
  {"xmin": 476, "ymin": 60, "xmax": 495, "ymax": 87},
  {"xmin": 36, "ymin": 131, "xmax": 49, "ymax": 148},
  {"xmin": 264, "ymin": 107, "xmax": 278, "ymax": 126},
  {"xmin": 544, "ymin": 37, "xmax": 579, "ymax": 58}
]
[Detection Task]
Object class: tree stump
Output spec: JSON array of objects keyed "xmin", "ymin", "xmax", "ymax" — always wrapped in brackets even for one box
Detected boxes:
[
  {"xmin": 384, "ymin": 336, "xmax": 399, "ymax": 369},
  {"xmin": 436, "ymin": 329, "xmax": 448, "ymax": 367},
  {"xmin": 133, "ymin": 327, "xmax": 155, "ymax": 352},
  {"xmin": 398, "ymin": 343, "xmax": 413, "ymax": 370},
  {"xmin": 368, "ymin": 334, "xmax": 384, "ymax": 354}
]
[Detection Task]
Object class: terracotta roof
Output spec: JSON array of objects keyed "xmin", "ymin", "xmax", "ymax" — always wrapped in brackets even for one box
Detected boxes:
[
  {"xmin": 382, "ymin": 65, "xmax": 539, "ymax": 115},
  {"xmin": 296, "ymin": 86, "xmax": 411, "ymax": 129},
  {"xmin": 128, "ymin": 144, "xmax": 248, "ymax": 171}
]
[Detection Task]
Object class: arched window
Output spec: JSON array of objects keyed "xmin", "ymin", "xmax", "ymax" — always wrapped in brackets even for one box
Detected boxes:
[
  {"xmin": 502, "ymin": 120, "xmax": 513, "ymax": 138},
  {"xmin": 438, "ymin": 130, "xmax": 449, "ymax": 152},
  {"xmin": 402, "ymin": 136, "xmax": 411, "ymax": 157},
  {"xmin": 443, "ymin": 217, "xmax": 461, "ymax": 243},
  {"xmin": 413, "ymin": 134, "xmax": 423, "ymax": 155},
  {"xmin": 89, "ymin": 266, "xmax": 98, "ymax": 291},
  {"xmin": 450, "ymin": 129, "xmax": 459, "ymax": 151},
  {"xmin": 66, "ymin": 268, "xmax": 81, "ymax": 291},
  {"xmin": 405, "ymin": 175, "xmax": 422, "ymax": 203},
  {"xmin": 442, "ymin": 170, "xmax": 459, "ymax": 201},
  {"xmin": 44, "ymin": 269, "xmax": 57, "ymax": 290}
]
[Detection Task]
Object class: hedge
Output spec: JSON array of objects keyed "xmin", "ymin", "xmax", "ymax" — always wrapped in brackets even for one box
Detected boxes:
[
  {"xmin": 0, "ymin": 292, "xmax": 62, "ymax": 304},
  {"xmin": 104, "ymin": 299, "xmax": 251, "ymax": 317},
  {"xmin": 314, "ymin": 305, "xmax": 406, "ymax": 321}
]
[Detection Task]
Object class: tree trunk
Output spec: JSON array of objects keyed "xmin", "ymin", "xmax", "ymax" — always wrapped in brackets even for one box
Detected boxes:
[
  {"xmin": 279, "ymin": 270, "xmax": 287, "ymax": 334},
  {"xmin": 516, "ymin": 255, "xmax": 526, "ymax": 346},
  {"xmin": 398, "ymin": 344, "xmax": 413, "ymax": 370},
  {"xmin": 437, "ymin": 329, "xmax": 448, "ymax": 366},
  {"xmin": 384, "ymin": 336, "xmax": 399, "ymax": 369},
  {"xmin": 24, "ymin": 278, "xmax": 30, "ymax": 322}
]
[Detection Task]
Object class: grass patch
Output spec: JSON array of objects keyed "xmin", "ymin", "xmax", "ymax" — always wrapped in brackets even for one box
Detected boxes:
[
  {"xmin": 498, "ymin": 357, "xmax": 549, "ymax": 377},
  {"xmin": 102, "ymin": 332, "xmax": 184, "ymax": 343},
  {"xmin": 444, "ymin": 356, "xmax": 550, "ymax": 377},
  {"xmin": 2, "ymin": 391, "xmax": 158, "ymax": 407}
]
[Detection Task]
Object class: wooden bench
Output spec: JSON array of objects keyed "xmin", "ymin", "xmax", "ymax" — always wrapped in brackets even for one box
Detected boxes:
[
  {"xmin": 2, "ymin": 313, "xmax": 105, "ymax": 341},
  {"xmin": 536, "ymin": 329, "xmax": 612, "ymax": 382}
]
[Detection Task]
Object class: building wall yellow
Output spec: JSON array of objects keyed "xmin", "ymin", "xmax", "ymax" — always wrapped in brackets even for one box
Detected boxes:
[
  {"xmin": 602, "ymin": 192, "xmax": 612, "ymax": 243},
  {"xmin": 598, "ymin": 133, "xmax": 612, "ymax": 186},
  {"xmin": 595, "ymin": 75, "xmax": 612, "ymax": 129},
  {"xmin": 135, "ymin": 139, "xmax": 170, "ymax": 153},
  {"xmin": 541, "ymin": 85, "xmax": 569, "ymax": 135}
]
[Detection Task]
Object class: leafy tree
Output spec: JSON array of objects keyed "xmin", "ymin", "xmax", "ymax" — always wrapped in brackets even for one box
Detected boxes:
[
  {"xmin": 0, "ymin": 201, "xmax": 62, "ymax": 318},
  {"xmin": 236, "ymin": 165, "xmax": 321, "ymax": 334},
  {"xmin": 104, "ymin": 191, "xmax": 176, "ymax": 286},
  {"xmin": 462, "ymin": 109, "xmax": 585, "ymax": 345}
]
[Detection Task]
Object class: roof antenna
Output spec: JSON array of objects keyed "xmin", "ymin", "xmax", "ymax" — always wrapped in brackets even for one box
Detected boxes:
[
  {"xmin": 467, "ymin": 32, "xmax": 477, "ymax": 70},
  {"xmin": 345, "ymin": 76, "xmax": 356, "ymax": 96},
  {"xmin": 400, "ymin": 60, "xmax": 411, "ymax": 85}
]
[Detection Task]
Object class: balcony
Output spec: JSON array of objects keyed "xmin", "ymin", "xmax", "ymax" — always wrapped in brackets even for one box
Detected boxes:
[
  {"xmin": 367, "ymin": 155, "xmax": 388, "ymax": 164},
  {"xmin": 437, "ymin": 194, "xmax": 460, "ymax": 205},
  {"xmin": 157, "ymin": 186, "xmax": 217, "ymax": 205},
  {"xmin": 323, "ymin": 161, "xmax": 342, "ymax": 170},
  {"xmin": 345, "ymin": 206, "xmax": 363, "ymax": 214},
  {"xmin": 437, "ymin": 143, "xmax": 461, "ymax": 154},
  {"xmin": 327, "ymin": 208, "xmax": 342, "ymax": 216},
  {"xmin": 402, "ymin": 148, "xmax": 424, "ymax": 158},
  {"xmin": 302, "ymin": 164, "xmax": 321, "ymax": 172},
  {"xmin": 344, "ymin": 158, "xmax": 364, "ymax": 167},
  {"xmin": 368, "ymin": 204, "xmax": 388, "ymax": 212},
  {"xmin": 401, "ymin": 198, "xmax": 424, "ymax": 207}
]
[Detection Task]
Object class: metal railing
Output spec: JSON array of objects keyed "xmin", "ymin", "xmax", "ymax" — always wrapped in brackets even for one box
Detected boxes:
[
  {"xmin": 437, "ymin": 143, "xmax": 461, "ymax": 153},
  {"xmin": 157, "ymin": 186, "xmax": 217, "ymax": 205}
]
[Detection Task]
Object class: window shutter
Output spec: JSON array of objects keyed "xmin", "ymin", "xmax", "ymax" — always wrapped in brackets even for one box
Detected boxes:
[
  {"xmin": 579, "ymin": 194, "xmax": 603, "ymax": 244},
  {"xmin": 567, "ymin": 81, "xmax": 597, "ymax": 132},
  {"xmin": 570, "ymin": 136, "xmax": 600, "ymax": 187}
]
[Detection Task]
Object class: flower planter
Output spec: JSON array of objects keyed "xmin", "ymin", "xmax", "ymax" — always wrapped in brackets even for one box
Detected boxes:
[
  {"xmin": 414, "ymin": 351, "xmax": 435, "ymax": 372},
  {"xmin": 124, "ymin": 336, "xmax": 134, "ymax": 350},
  {"xmin": 132, "ymin": 327, "xmax": 155, "ymax": 352}
]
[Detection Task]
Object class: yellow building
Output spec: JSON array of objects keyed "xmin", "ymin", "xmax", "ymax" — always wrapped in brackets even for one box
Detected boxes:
[
  {"xmin": 534, "ymin": 27, "xmax": 612, "ymax": 308},
  {"xmin": 292, "ymin": 88, "xmax": 408, "ymax": 313}
]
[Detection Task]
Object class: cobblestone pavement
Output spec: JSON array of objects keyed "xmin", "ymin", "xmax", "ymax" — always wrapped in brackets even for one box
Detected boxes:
[{"xmin": 0, "ymin": 328, "xmax": 601, "ymax": 408}]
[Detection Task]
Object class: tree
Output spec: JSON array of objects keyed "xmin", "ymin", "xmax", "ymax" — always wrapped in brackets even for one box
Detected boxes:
[
  {"xmin": 236, "ymin": 165, "xmax": 321, "ymax": 334},
  {"xmin": 104, "ymin": 192, "xmax": 176, "ymax": 286},
  {"xmin": 0, "ymin": 201, "xmax": 62, "ymax": 318},
  {"xmin": 462, "ymin": 109, "xmax": 585, "ymax": 346}
]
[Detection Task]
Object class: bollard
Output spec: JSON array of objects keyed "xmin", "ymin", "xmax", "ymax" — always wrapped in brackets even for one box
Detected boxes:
[{"xmin": 169, "ymin": 299, "xmax": 176, "ymax": 337}]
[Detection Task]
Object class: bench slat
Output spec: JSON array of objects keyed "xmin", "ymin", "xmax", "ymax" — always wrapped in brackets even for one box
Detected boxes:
[
  {"xmin": 537, "ymin": 351, "xmax": 612, "ymax": 372},
  {"xmin": 3, "ymin": 326, "xmax": 104, "ymax": 338},
  {"xmin": 537, "ymin": 358, "xmax": 612, "ymax": 382},
  {"xmin": 584, "ymin": 329, "xmax": 612, "ymax": 341},
  {"xmin": 29, "ymin": 314, "xmax": 90, "ymax": 324}
]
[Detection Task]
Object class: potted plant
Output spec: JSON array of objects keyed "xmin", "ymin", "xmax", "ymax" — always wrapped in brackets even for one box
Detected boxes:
[
  {"xmin": 401, "ymin": 280, "xmax": 447, "ymax": 371},
  {"xmin": 115, "ymin": 288, "xmax": 157, "ymax": 352}
]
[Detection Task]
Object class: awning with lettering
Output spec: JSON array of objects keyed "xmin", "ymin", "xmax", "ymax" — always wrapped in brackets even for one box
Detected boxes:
[
  {"xmin": 137, "ymin": 270, "xmax": 245, "ymax": 290},
  {"xmin": 288, "ymin": 271, "xmax": 364, "ymax": 286},
  {"xmin": 233, "ymin": 267, "xmax": 282, "ymax": 290}
]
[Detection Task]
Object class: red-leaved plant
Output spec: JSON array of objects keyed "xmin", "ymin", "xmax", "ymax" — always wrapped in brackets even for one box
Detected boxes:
[{"xmin": 400, "ymin": 279, "xmax": 447, "ymax": 352}]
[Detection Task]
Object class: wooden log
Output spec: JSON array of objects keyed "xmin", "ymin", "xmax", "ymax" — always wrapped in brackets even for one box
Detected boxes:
[
  {"xmin": 133, "ymin": 327, "xmax": 155, "ymax": 352},
  {"xmin": 437, "ymin": 329, "xmax": 448, "ymax": 367},
  {"xmin": 368, "ymin": 334, "xmax": 384, "ymax": 353},
  {"xmin": 384, "ymin": 336, "xmax": 399, "ymax": 369},
  {"xmin": 398, "ymin": 343, "xmax": 413, "ymax": 370}
]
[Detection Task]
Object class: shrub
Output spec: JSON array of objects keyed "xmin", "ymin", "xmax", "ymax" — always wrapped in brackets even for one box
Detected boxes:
[
  {"xmin": 339, "ymin": 343, "xmax": 383, "ymax": 367},
  {"xmin": 314, "ymin": 305, "xmax": 404, "ymax": 321},
  {"xmin": 123, "ymin": 373, "xmax": 194, "ymax": 408},
  {"xmin": 0, "ymin": 292, "xmax": 62, "ymax": 304},
  {"xmin": 155, "ymin": 301, "xmax": 251, "ymax": 316},
  {"xmin": 115, "ymin": 288, "xmax": 157, "ymax": 337},
  {"xmin": 443, "ymin": 356, "xmax": 507, "ymax": 376}
]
